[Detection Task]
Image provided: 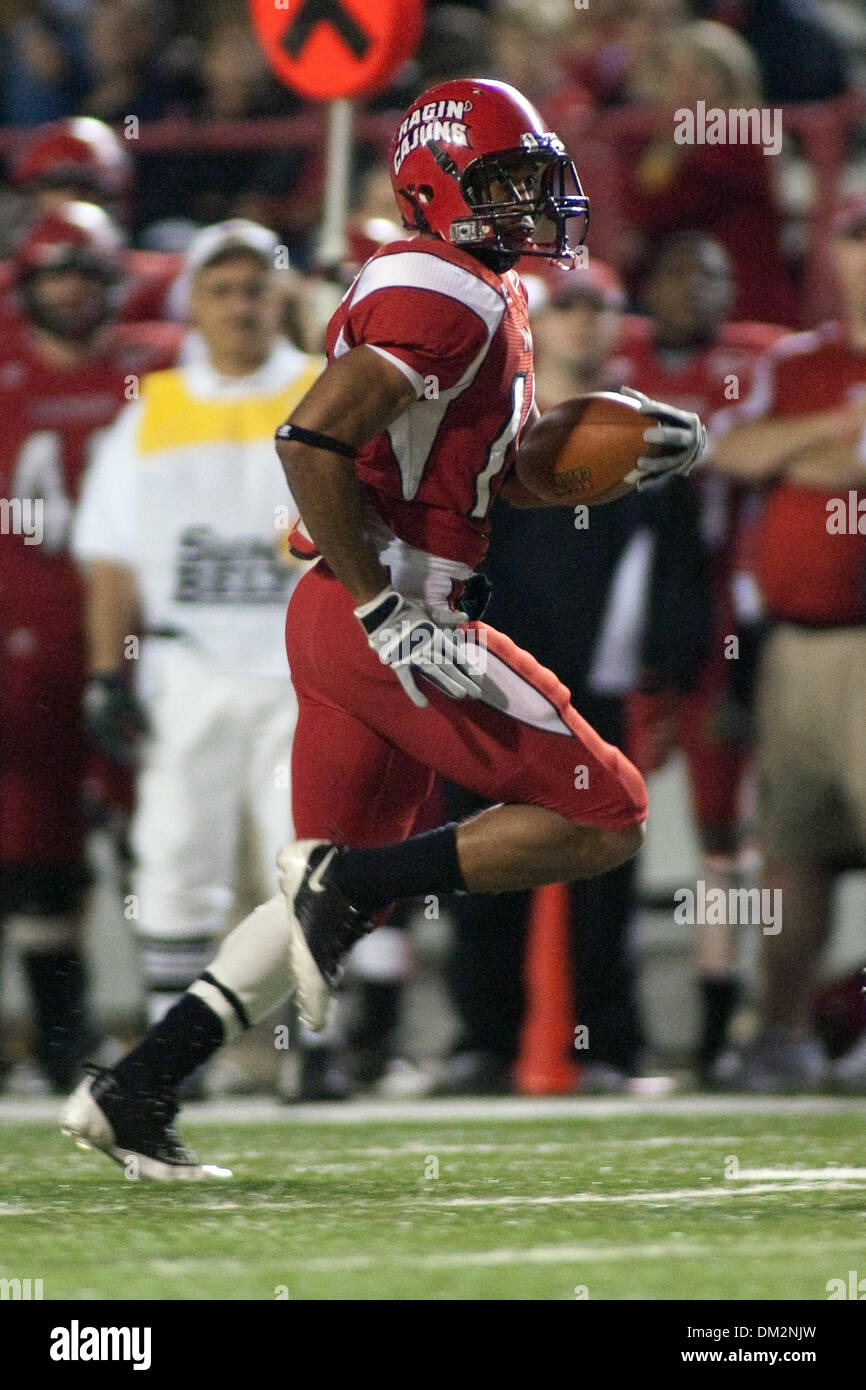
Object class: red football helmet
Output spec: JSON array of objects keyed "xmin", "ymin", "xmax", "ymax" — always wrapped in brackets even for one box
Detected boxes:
[
  {"xmin": 389, "ymin": 78, "xmax": 589, "ymax": 263},
  {"xmin": 342, "ymin": 216, "xmax": 404, "ymax": 281},
  {"xmin": 12, "ymin": 117, "xmax": 132, "ymax": 198},
  {"xmin": 14, "ymin": 202, "xmax": 125, "ymax": 284}
]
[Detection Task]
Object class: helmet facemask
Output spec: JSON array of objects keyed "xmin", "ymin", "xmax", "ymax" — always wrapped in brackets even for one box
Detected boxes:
[{"xmin": 452, "ymin": 137, "xmax": 589, "ymax": 262}]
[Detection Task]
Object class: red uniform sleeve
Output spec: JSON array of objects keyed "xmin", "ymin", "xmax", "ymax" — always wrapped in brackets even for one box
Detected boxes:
[
  {"xmin": 343, "ymin": 284, "xmax": 490, "ymax": 395},
  {"xmin": 710, "ymin": 340, "xmax": 779, "ymax": 434}
]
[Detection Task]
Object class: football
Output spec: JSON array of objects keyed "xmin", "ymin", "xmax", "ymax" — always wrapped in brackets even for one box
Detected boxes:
[{"xmin": 516, "ymin": 390, "xmax": 657, "ymax": 505}]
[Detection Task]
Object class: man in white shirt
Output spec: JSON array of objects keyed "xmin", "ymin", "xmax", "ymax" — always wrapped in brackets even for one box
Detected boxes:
[{"xmin": 73, "ymin": 219, "xmax": 322, "ymax": 1052}]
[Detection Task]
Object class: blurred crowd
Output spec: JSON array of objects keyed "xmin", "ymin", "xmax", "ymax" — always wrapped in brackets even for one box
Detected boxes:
[
  {"xmin": 0, "ymin": 0, "xmax": 865, "ymax": 1101},
  {"xmin": 0, "ymin": 0, "xmax": 864, "ymax": 282},
  {"xmin": 1, "ymin": 0, "xmax": 863, "ymax": 129}
]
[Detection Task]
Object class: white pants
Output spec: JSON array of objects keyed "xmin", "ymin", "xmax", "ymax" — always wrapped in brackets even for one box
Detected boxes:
[{"xmin": 131, "ymin": 642, "xmax": 297, "ymax": 1003}]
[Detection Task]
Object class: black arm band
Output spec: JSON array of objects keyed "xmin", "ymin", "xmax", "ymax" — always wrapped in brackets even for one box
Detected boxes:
[{"xmin": 275, "ymin": 423, "xmax": 357, "ymax": 459}]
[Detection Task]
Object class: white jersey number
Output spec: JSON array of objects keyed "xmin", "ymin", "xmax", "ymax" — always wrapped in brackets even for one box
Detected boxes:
[
  {"xmin": 471, "ymin": 373, "xmax": 528, "ymax": 519},
  {"xmin": 12, "ymin": 426, "xmax": 109, "ymax": 553}
]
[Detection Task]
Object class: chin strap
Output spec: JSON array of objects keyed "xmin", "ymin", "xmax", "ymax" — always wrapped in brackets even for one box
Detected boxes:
[
  {"xmin": 427, "ymin": 141, "xmax": 460, "ymax": 180},
  {"xmin": 463, "ymin": 244, "xmax": 521, "ymax": 274},
  {"xmin": 400, "ymin": 140, "xmax": 463, "ymax": 238},
  {"xmin": 397, "ymin": 185, "xmax": 433, "ymax": 236}
]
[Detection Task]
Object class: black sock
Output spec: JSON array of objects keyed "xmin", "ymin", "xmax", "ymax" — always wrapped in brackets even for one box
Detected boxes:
[
  {"xmin": 329, "ymin": 823, "xmax": 466, "ymax": 917},
  {"xmin": 698, "ymin": 975, "xmax": 740, "ymax": 1071},
  {"xmin": 22, "ymin": 947, "xmax": 96, "ymax": 1074},
  {"xmin": 349, "ymin": 980, "xmax": 402, "ymax": 1054},
  {"xmin": 113, "ymin": 994, "xmax": 224, "ymax": 1096}
]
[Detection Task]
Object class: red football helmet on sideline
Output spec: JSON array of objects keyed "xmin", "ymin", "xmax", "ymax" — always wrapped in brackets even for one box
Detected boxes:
[
  {"xmin": 389, "ymin": 78, "xmax": 589, "ymax": 263},
  {"xmin": 342, "ymin": 216, "xmax": 404, "ymax": 281},
  {"xmin": 14, "ymin": 202, "xmax": 125, "ymax": 340},
  {"xmin": 13, "ymin": 202, "xmax": 125, "ymax": 283},
  {"xmin": 11, "ymin": 117, "xmax": 132, "ymax": 198}
]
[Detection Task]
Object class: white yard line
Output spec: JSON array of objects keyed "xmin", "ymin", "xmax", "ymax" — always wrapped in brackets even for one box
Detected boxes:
[
  {"xmin": 140, "ymin": 1232, "xmax": 866, "ymax": 1275},
  {"xmin": 439, "ymin": 1179, "xmax": 866, "ymax": 1208},
  {"xmin": 298, "ymin": 1242, "xmax": 709, "ymax": 1272},
  {"xmin": 144, "ymin": 1242, "xmax": 708, "ymax": 1276},
  {"xmin": 731, "ymin": 1167, "xmax": 866, "ymax": 1181},
  {"xmin": 332, "ymin": 1136, "xmax": 748, "ymax": 1159}
]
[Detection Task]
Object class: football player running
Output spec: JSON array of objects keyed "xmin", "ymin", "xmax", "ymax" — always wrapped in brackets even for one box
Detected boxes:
[{"xmin": 62, "ymin": 80, "xmax": 705, "ymax": 1178}]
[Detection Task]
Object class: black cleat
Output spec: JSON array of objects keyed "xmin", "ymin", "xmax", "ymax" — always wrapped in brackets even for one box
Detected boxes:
[
  {"xmin": 277, "ymin": 840, "xmax": 370, "ymax": 1031},
  {"xmin": 60, "ymin": 1066, "xmax": 231, "ymax": 1180}
]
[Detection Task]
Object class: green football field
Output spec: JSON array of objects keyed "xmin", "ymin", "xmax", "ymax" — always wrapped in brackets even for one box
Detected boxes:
[{"xmin": 1, "ymin": 1096, "xmax": 864, "ymax": 1301}]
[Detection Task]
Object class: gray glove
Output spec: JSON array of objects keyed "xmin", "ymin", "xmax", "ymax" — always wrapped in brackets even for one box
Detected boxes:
[
  {"xmin": 355, "ymin": 586, "xmax": 483, "ymax": 710},
  {"xmin": 621, "ymin": 385, "xmax": 707, "ymax": 488}
]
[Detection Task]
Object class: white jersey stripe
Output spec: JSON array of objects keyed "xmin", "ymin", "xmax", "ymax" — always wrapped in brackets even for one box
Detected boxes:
[
  {"xmin": 342, "ymin": 247, "xmax": 509, "ymax": 507},
  {"xmin": 386, "ymin": 317, "xmax": 502, "ymax": 501},
  {"xmin": 709, "ymin": 324, "xmax": 836, "ymax": 436},
  {"xmin": 350, "ymin": 249, "xmax": 506, "ymax": 336},
  {"xmin": 472, "ymin": 373, "xmax": 528, "ymax": 518},
  {"xmin": 476, "ymin": 647, "xmax": 573, "ymax": 737},
  {"xmin": 365, "ymin": 344, "xmax": 427, "ymax": 397}
]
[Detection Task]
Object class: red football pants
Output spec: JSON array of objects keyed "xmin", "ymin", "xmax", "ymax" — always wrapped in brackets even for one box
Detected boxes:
[{"xmin": 285, "ymin": 564, "xmax": 648, "ymax": 848}]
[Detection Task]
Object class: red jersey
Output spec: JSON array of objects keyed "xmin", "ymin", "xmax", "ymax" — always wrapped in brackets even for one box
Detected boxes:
[
  {"xmin": 612, "ymin": 316, "xmax": 787, "ymax": 586},
  {"xmin": 0, "ymin": 321, "xmax": 180, "ymax": 861},
  {"xmin": 611, "ymin": 316, "xmax": 787, "ymax": 422},
  {"xmin": 326, "ymin": 237, "xmax": 534, "ymax": 567},
  {"xmin": 731, "ymin": 322, "xmax": 866, "ymax": 625},
  {"xmin": 0, "ymin": 320, "xmax": 184, "ymax": 630}
]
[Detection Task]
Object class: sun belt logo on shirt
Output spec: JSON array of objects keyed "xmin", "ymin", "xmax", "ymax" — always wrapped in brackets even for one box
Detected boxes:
[
  {"xmin": 174, "ymin": 526, "xmax": 297, "ymax": 605},
  {"xmin": 393, "ymin": 99, "xmax": 473, "ymax": 176}
]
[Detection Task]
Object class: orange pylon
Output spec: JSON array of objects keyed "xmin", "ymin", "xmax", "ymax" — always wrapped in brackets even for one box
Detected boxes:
[{"xmin": 515, "ymin": 881, "xmax": 579, "ymax": 1094}]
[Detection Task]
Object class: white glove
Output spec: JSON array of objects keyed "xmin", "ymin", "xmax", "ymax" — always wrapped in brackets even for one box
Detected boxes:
[
  {"xmin": 621, "ymin": 385, "xmax": 707, "ymax": 488},
  {"xmin": 355, "ymin": 586, "xmax": 484, "ymax": 709}
]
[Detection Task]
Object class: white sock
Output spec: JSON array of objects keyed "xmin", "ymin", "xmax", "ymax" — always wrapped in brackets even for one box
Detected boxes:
[{"xmin": 189, "ymin": 895, "xmax": 294, "ymax": 1041}]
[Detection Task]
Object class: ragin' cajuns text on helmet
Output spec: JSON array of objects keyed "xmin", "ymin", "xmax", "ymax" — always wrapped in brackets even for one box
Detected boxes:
[{"xmin": 388, "ymin": 78, "xmax": 589, "ymax": 264}]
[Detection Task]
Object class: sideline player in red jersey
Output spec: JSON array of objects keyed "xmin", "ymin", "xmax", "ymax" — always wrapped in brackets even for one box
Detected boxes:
[
  {"xmin": 62, "ymin": 80, "xmax": 705, "ymax": 1178},
  {"xmin": 707, "ymin": 195, "xmax": 866, "ymax": 1092},
  {"xmin": 612, "ymin": 232, "xmax": 788, "ymax": 1084},
  {"xmin": 0, "ymin": 203, "xmax": 182, "ymax": 1092},
  {"xmin": 0, "ymin": 117, "xmax": 183, "ymax": 334}
]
